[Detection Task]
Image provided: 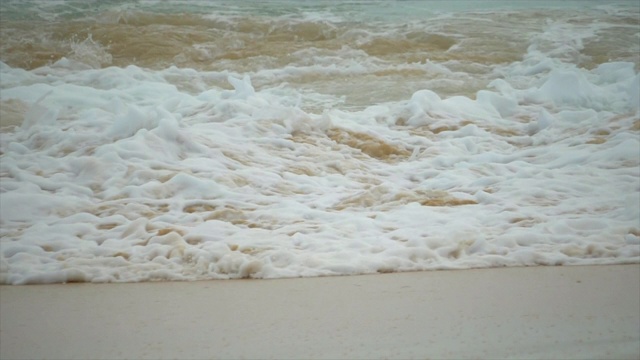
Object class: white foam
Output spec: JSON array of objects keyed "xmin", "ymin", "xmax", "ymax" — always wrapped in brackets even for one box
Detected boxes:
[{"xmin": 1, "ymin": 1, "xmax": 639, "ymax": 284}]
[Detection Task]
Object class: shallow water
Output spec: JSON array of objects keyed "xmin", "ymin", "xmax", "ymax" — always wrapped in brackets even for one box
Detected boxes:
[{"xmin": 0, "ymin": 0, "xmax": 639, "ymax": 284}]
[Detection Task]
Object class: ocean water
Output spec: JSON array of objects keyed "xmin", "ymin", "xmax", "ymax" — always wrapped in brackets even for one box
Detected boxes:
[{"xmin": 0, "ymin": 0, "xmax": 638, "ymax": 284}]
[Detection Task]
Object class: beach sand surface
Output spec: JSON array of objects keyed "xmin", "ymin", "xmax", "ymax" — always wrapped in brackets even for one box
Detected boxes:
[{"xmin": 1, "ymin": 265, "xmax": 639, "ymax": 359}]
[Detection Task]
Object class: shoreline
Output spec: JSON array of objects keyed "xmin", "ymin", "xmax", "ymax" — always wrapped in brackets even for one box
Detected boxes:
[{"xmin": 2, "ymin": 264, "xmax": 639, "ymax": 359}]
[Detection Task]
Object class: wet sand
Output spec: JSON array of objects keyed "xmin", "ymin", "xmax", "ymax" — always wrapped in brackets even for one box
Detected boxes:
[{"xmin": 1, "ymin": 265, "xmax": 639, "ymax": 360}]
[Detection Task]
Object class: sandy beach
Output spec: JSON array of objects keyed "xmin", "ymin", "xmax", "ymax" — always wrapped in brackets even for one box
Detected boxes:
[
  {"xmin": 1, "ymin": 264, "xmax": 638, "ymax": 360},
  {"xmin": 1, "ymin": 2, "xmax": 639, "ymax": 359}
]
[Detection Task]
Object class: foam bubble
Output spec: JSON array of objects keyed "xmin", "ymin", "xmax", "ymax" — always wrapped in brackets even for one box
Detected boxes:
[{"xmin": 1, "ymin": 0, "xmax": 639, "ymax": 284}]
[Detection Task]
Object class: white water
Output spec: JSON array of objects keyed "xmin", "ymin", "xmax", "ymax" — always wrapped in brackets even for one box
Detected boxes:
[{"xmin": 0, "ymin": 0, "xmax": 639, "ymax": 284}]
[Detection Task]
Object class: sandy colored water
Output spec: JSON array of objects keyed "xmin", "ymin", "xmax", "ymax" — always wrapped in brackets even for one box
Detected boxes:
[
  {"xmin": 1, "ymin": 1, "xmax": 639, "ymax": 284},
  {"xmin": 1, "ymin": 265, "xmax": 639, "ymax": 359}
]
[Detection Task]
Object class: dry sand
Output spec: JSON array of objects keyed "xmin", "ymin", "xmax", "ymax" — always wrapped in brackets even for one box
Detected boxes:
[{"xmin": 1, "ymin": 264, "xmax": 639, "ymax": 359}]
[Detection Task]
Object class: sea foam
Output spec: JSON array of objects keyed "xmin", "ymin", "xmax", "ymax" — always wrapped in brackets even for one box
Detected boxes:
[{"xmin": 0, "ymin": 0, "xmax": 639, "ymax": 284}]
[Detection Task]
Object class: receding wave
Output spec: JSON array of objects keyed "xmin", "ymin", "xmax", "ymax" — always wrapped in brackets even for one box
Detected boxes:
[{"xmin": 0, "ymin": 0, "xmax": 639, "ymax": 284}]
